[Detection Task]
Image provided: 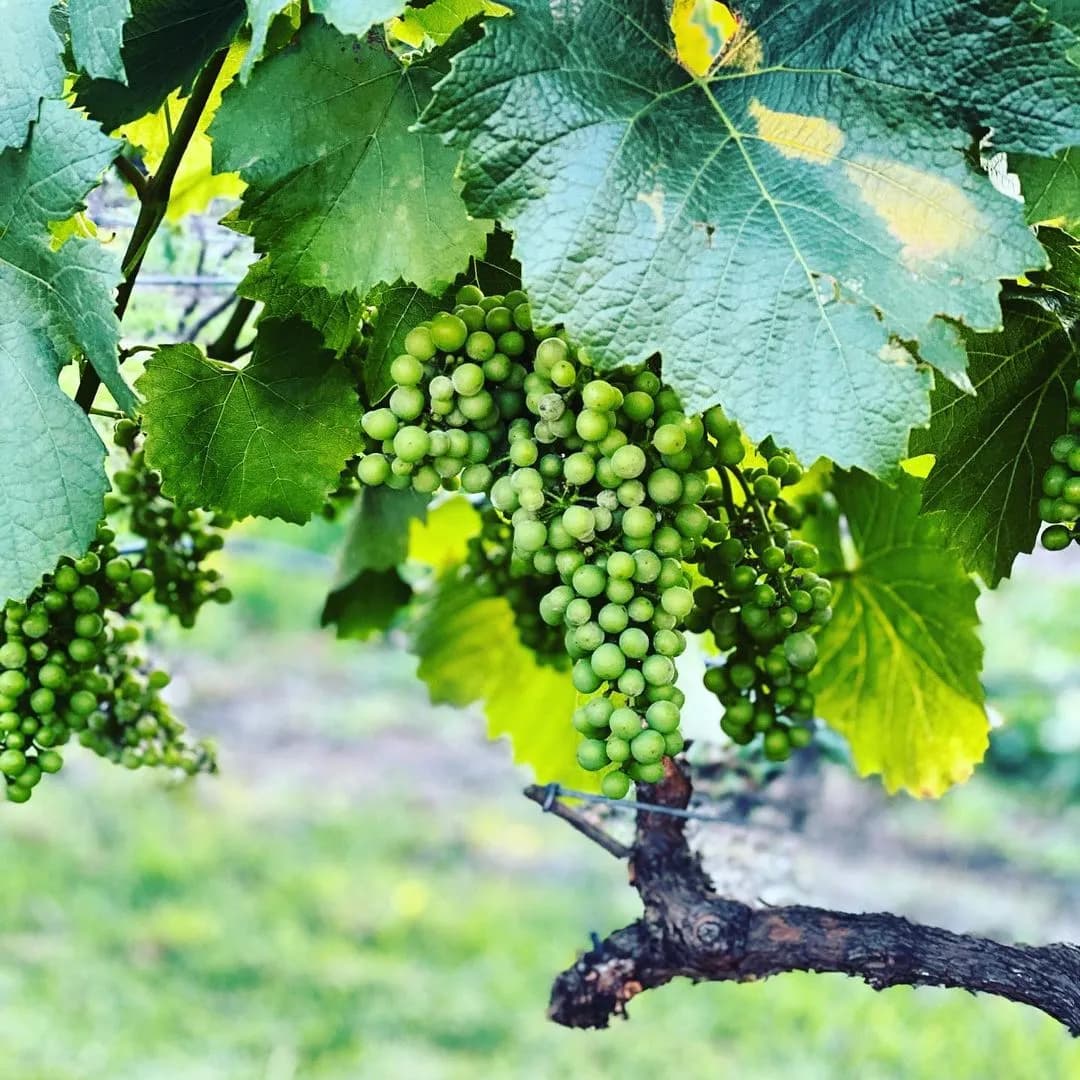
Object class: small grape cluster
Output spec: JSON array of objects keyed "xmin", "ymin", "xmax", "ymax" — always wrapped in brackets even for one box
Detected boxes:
[
  {"xmin": 356, "ymin": 284, "xmax": 832, "ymax": 795},
  {"xmin": 110, "ymin": 420, "xmax": 233, "ymax": 626},
  {"xmin": 691, "ymin": 436, "xmax": 831, "ymax": 761},
  {"xmin": 0, "ymin": 426, "xmax": 228, "ymax": 803},
  {"xmin": 1039, "ymin": 379, "xmax": 1080, "ymax": 552},
  {"xmin": 355, "ymin": 285, "xmax": 533, "ymax": 494}
]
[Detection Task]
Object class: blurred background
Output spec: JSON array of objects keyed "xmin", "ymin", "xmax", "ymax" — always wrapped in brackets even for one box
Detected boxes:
[{"xmin": 11, "ymin": 189, "xmax": 1080, "ymax": 1080}]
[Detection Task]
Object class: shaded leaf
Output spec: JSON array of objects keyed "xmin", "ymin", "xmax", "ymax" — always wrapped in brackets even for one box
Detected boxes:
[
  {"xmin": 240, "ymin": 258, "xmax": 360, "ymax": 357},
  {"xmin": 911, "ymin": 297, "xmax": 1079, "ymax": 585},
  {"xmin": 75, "ymin": 0, "xmax": 245, "ymax": 131}
]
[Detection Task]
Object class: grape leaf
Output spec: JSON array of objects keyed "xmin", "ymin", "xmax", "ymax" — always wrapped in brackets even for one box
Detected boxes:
[
  {"xmin": 910, "ymin": 298, "xmax": 1079, "ymax": 586},
  {"xmin": 0, "ymin": 335, "xmax": 108, "ymax": 605},
  {"xmin": 321, "ymin": 486, "xmax": 428, "ymax": 638},
  {"xmin": 389, "ymin": 0, "xmax": 508, "ymax": 47},
  {"xmin": 69, "ymin": 0, "xmax": 132, "ymax": 82},
  {"xmin": 0, "ymin": 100, "xmax": 132, "ymax": 414},
  {"xmin": 423, "ymin": 0, "xmax": 1080, "ymax": 474},
  {"xmin": 211, "ymin": 22, "xmax": 489, "ymax": 301},
  {"xmin": 75, "ymin": 0, "xmax": 246, "ymax": 131},
  {"xmin": 1015, "ymin": 148, "xmax": 1080, "ymax": 233},
  {"xmin": 413, "ymin": 570, "xmax": 601, "ymax": 791},
  {"xmin": 364, "ymin": 281, "xmax": 444, "ymax": 403},
  {"xmin": 408, "ymin": 496, "xmax": 481, "ymax": 568},
  {"xmin": 811, "ymin": 470, "xmax": 988, "ymax": 797},
  {"xmin": 0, "ymin": 1, "xmax": 64, "ymax": 151},
  {"xmin": 243, "ymin": 0, "xmax": 407, "ymax": 79},
  {"xmin": 239, "ymin": 258, "xmax": 360, "ymax": 358},
  {"xmin": 138, "ymin": 318, "xmax": 362, "ymax": 522},
  {"xmin": 112, "ymin": 41, "xmax": 246, "ymax": 221}
]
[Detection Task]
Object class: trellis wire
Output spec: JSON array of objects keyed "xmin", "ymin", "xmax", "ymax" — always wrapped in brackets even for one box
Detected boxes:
[{"xmin": 537, "ymin": 781, "xmax": 780, "ymax": 827}]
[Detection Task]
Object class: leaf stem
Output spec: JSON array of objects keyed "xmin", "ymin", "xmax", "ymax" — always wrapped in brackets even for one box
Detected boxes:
[
  {"xmin": 206, "ymin": 297, "xmax": 257, "ymax": 362},
  {"xmin": 113, "ymin": 153, "xmax": 148, "ymax": 199},
  {"xmin": 76, "ymin": 49, "xmax": 230, "ymax": 414}
]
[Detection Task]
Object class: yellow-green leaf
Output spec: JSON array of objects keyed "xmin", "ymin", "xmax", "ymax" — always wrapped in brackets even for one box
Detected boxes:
[
  {"xmin": 414, "ymin": 571, "xmax": 600, "ymax": 790},
  {"xmin": 811, "ymin": 470, "xmax": 988, "ymax": 797},
  {"xmin": 408, "ymin": 497, "xmax": 481, "ymax": 569}
]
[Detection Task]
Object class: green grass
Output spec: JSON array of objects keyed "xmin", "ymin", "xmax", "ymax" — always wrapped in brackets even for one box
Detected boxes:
[{"xmin": 0, "ymin": 771, "xmax": 1077, "ymax": 1079}]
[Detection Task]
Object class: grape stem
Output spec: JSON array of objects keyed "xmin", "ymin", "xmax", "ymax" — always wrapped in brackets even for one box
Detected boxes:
[
  {"xmin": 544, "ymin": 758, "xmax": 1080, "ymax": 1034},
  {"xmin": 524, "ymin": 784, "xmax": 631, "ymax": 859},
  {"xmin": 75, "ymin": 49, "xmax": 230, "ymax": 414}
]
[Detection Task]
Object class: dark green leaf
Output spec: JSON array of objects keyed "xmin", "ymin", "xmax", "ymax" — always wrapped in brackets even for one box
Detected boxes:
[
  {"xmin": 911, "ymin": 297, "xmax": 1080, "ymax": 585},
  {"xmin": 75, "ymin": 0, "xmax": 245, "ymax": 130},
  {"xmin": 239, "ymin": 258, "xmax": 361, "ymax": 357},
  {"xmin": 69, "ymin": 0, "xmax": 132, "ymax": 81},
  {"xmin": 211, "ymin": 22, "xmax": 489, "ymax": 300}
]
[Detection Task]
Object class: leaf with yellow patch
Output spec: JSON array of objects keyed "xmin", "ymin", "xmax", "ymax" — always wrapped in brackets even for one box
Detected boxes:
[
  {"xmin": 811, "ymin": 470, "xmax": 988, "ymax": 797},
  {"xmin": 414, "ymin": 570, "xmax": 601, "ymax": 791},
  {"xmin": 425, "ymin": 0, "xmax": 1080, "ymax": 474},
  {"xmin": 389, "ymin": 0, "xmax": 509, "ymax": 48},
  {"xmin": 670, "ymin": 0, "xmax": 737, "ymax": 76},
  {"xmin": 114, "ymin": 42, "xmax": 246, "ymax": 220}
]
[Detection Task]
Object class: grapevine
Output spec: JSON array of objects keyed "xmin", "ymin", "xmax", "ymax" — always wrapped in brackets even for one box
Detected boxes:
[{"xmin": 354, "ymin": 285, "xmax": 831, "ymax": 794}]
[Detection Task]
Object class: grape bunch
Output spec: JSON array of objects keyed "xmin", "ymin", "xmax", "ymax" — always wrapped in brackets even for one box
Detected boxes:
[
  {"xmin": 356, "ymin": 284, "xmax": 832, "ymax": 795},
  {"xmin": 1039, "ymin": 379, "xmax": 1080, "ymax": 552},
  {"xmin": 691, "ymin": 436, "xmax": 831, "ymax": 761},
  {"xmin": 355, "ymin": 285, "xmax": 532, "ymax": 495},
  {"xmin": 0, "ymin": 426, "xmax": 229, "ymax": 803}
]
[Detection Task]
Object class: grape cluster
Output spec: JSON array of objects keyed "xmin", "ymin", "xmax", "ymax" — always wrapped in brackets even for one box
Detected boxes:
[
  {"xmin": 0, "ymin": 427, "xmax": 228, "ymax": 803},
  {"xmin": 358, "ymin": 284, "xmax": 832, "ymax": 795},
  {"xmin": 355, "ymin": 285, "xmax": 533, "ymax": 495},
  {"xmin": 110, "ymin": 420, "xmax": 233, "ymax": 625},
  {"xmin": 1039, "ymin": 379, "xmax": 1080, "ymax": 552},
  {"xmin": 691, "ymin": 437, "xmax": 830, "ymax": 761}
]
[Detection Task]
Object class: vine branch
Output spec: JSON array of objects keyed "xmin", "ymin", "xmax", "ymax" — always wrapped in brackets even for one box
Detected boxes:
[
  {"xmin": 206, "ymin": 297, "xmax": 257, "ymax": 361},
  {"xmin": 545, "ymin": 760, "xmax": 1080, "ymax": 1034},
  {"xmin": 76, "ymin": 49, "xmax": 230, "ymax": 414}
]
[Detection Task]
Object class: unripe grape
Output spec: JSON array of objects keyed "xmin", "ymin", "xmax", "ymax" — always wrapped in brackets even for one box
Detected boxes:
[
  {"xmin": 1042, "ymin": 523, "xmax": 1072, "ymax": 551},
  {"xmin": 646, "ymin": 700, "xmax": 680, "ymax": 734},
  {"xmin": 646, "ymin": 468, "xmax": 682, "ymax": 506},
  {"xmin": 609, "ymin": 707, "xmax": 643, "ymax": 740},
  {"xmin": 617, "ymin": 669, "xmax": 646, "ymax": 697},
  {"xmin": 404, "ymin": 325, "xmax": 437, "ymax": 360},
  {"xmin": 393, "ymin": 426, "xmax": 430, "ymax": 463},
  {"xmin": 611, "ymin": 444, "xmax": 646, "ymax": 479},
  {"xmin": 572, "ymin": 565, "xmax": 606, "ymax": 598},
  {"xmin": 362, "ymin": 408, "xmax": 399, "ymax": 441},
  {"xmin": 590, "ymin": 643, "xmax": 627, "ymax": 681},
  {"xmin": 357, "ymin": 454, "xmax": 391, "ymax": 485},
  {"xmin": 618, "ymin": 627, "xmax": 649, "ymax": 659},
  {"xmin": 562, "ymin": 505, "xmax": 595, "ymax": 539},
  {"xmin": 630, "ymin": 729, "xmax": 666, "ymax": 764},
  {"xmin": 576, "ymin": 409, "xmax": 609, "ymax": 442},
  {"xmin": 575, "ymin": 738, "xmax": 609, "ymax": 771},
  {"xmin": 621, "ymin": 506, "xmax": 655, "ymax": 539},
  {"xmin": 601, "ymin": 770, "xmax": 632, "ymax": 799},
  {"xmin": 642, "ymin": 654, "xmax": 676, "ymax": 686},
  {"xmin": 572, "ymin": 661, "xmax": 603, "ymax": 694}
]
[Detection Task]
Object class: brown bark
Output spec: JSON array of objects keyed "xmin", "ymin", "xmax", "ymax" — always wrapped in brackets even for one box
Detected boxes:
[{"xmin": 542, "ymin": 761, "xmax": 1080, "ymax": 1033}]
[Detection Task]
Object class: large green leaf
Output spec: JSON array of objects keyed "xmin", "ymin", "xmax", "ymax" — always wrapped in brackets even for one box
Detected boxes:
[
  {"xmin": 0, "ymin": 99, "xmax": 131, "ymax": 414},
  {"xmin": 138, "ymin": 319, "xmax": 362, "ymax": 522},
  {"xmin": 413, "ymin": 570, "xmax": 601, "ymax": 790},
  {"xmin": 811, "ymin": 471, "xmax": 988, "ymax": 797},
  {"xmin": 211, "ymin": 22, "xmax": 489, "ymax": 301},
  {"xmin": 910, "ymin": 298, "xmax": 1079, "ymax": 586},
  {"xmin": 243, "ymin": 0, "xmax": 407, "ymax": 78},
  {"xmin": 0, "ymin": 333, "xmax": 107, "ymax": 605},
  {"xmin": 239, "ymin": 258, "xmax": 361, "ymax": 358},
  {"xmin": 320, "ymin": 486, "xmax": 428, "ymax": 638},
  {"xmin": 364, "ymin": 281, "xmax": 444, "ymax": 403},
  {"xmin": 0, "ymin": 1, "xmax": 64, "ymax": 151},
  {"xmin": 69, "ymin": 0, "xmax": 132, "ymax": 81},
  {"xmin": 423, "ymin": 0, "xmax": 1080, "ymax": 474},
  {"xmin": 74, "ymin": 0, "xmax": 245, "ymax": 131}
]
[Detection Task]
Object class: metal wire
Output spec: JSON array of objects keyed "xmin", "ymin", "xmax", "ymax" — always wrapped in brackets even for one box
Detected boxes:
[{"xmin": 539, "ymin": 781, "xmax": 766, "ymax": 825}]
